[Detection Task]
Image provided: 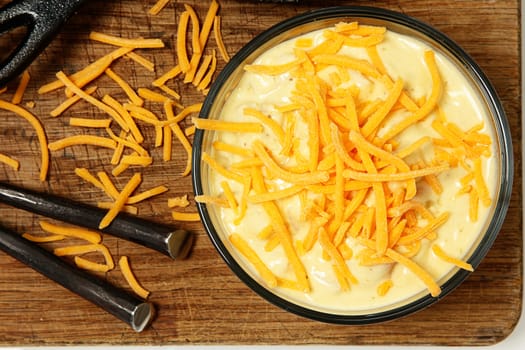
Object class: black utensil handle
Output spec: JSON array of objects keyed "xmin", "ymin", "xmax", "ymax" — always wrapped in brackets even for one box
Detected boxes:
[
  {"xmin": 0, "ymin": 0, "xmax": 87, "ymax": 86},
  {"xmin": 0, "ymin": 182, "xmax": 193, "ymax": 260},
  {"xmin": 0, "ymin": 223, "xmax": 153, "ymax": 332}
]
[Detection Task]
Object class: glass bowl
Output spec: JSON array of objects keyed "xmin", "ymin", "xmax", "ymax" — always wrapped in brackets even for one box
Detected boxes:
[{"xmin": 191, "ymin": 6, "xmax": 513, "ymax": 324}]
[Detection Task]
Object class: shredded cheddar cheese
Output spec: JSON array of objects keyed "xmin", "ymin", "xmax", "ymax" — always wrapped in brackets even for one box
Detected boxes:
[
  {"xmin": 192, "ymin": 54, "xmax": 213, "ymax": 87},
  {"xmin": 105, "ymin": 67, "xmax": 144, "ymax": 106},
  {"xmin": 377, "ymin": 279, "xmax": 393, "ymax": 297},
  {"xmin": 74, "ymin": 256, "xmax": 111, "ymax": 272},
  {"xmin": 125, "ymin": 52, "xmax": 155, "ymax": 72},
  {"xmin": 1, "ymin": 0, "xmax": 237, "ymax": 318},
  {"xmin": 39, "ymin": 220, "xmax": 102, "ymax": 244},
  {"xmin": 213, "ymin": 15, "xmax": 230, "ymax": 62},
  {"xmin": 184, "ymin": 0, "xmax": 219, "ymax": 83},
  {"xmin": 38, "ymin": 47, "xmax": 132, "ymax": 95},
  {"xmin": 119, "ymin": 256, "xmax": 150, "ymax": 299},
  {"xmin": 11, "ymin": 70, "xmax": 31, "ymax": 105},
  {"xmin": 127, "ymin": 185, "xmax": 168, "ymax": 204},
  {"xmin": 185, "ymin": 4, "xmax": 202, "ymax": 54},
  {"xmin": 50, "ymin": 86, "xmax": 98, "ymax": 117},
  {"xmin": 89, "ymin": 31, "xmax": 165, "ymax": 49},
  {"xmin": 22, "ymin": 233, "xmax": 65, "ymax": 243},
  {"xmin": 54, "ymin": 243, "xmax": 115, "ymax": 270},
  {"xmin": 229, "ymin": 233, "xmax": 277, "ymax": 288},
  {"xmin": 69, "ymin": 117, "xmax": 112, "ymax": 128},
  {"xmin": 0, "ymin": 100, "xmax": 49, "ymax": 181},
  {"xmin": 432, "ymin": 244, "xmax": 474, "ymax": 272},
  {"xmin": 171, "ymin": 211, "xmax": 201, "ymax": 221},
  {"xmin": 148, "ymin": 0, "xmax": 170, "ymax": 15},
  {"xmin": 55, "ymin": 71, "xmax": 126, "ymax": 124},
  {"xmin": 153, "ymin": 66, "xmax": 182, "ymax": 87},
  {"xmin": 97, "ymin": 201, "xmax": 138, "ymax": 215},
  {"xmin": 177, "ymin": 10, "xmax": 192, "ymax": 73},
  {"xmin": 0, "ymin": 152, "xmax": 19, "ymax": 171},
  {"xmin": 167, "ymin": 195, "xmax": 190, "ymax": 208},
  {"xmin": 99, "ymin": 173, "xmax": 142, "ymax": 229},
  {"xmin": 97, "ymin": 171, "xmax": 120, "ymax": 199},
  {"xmin": 48, "ymin": 135, "xmax": 117, "ymax": 151}
]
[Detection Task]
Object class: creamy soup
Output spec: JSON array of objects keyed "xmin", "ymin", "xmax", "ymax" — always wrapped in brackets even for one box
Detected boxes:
[{"xmin": 200, "ymin": 22, "xmax": 497, "ymax": 314}]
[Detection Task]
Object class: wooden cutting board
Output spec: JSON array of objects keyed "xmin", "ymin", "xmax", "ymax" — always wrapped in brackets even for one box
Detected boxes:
[{"xmin": 0, "ymin": 0, "xmax": 521, "ymax": 346}]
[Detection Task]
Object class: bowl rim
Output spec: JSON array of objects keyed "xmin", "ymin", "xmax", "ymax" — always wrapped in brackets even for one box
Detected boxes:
[{"xmin": 192, "ymin": 5, "xmax": 514, "ymax": 324}]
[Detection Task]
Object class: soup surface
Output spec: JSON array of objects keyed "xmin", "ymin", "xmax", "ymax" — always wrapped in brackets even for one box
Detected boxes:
[{"xmin": 200, "ymin": 22, "xmax": 497, "ymax": 313}]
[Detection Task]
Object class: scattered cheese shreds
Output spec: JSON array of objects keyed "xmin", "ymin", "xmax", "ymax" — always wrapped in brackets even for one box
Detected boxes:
[
  {"xmin": 127, "ymin": 185, "xmax": 168, "ymax": 204},
  {"xmin": 213, "ymin": 15, "xmax": 230, "ymax": 62},
  {"xmin": 148, "ymin": 0, "xmax": 170, "ymax": 15},
  {"xmin": 48, "ymin": 135, "xmax": 117, "ymax": 151},
  {"xmin": 0, "ymin": 153, "xmax": 20, "ymax": 171},
  {"xmin": 0, "ymin": 0, "xmax": 242, "ymax": 320},
  {"xmin": 183, "ymin": 0, "xmax": 219, "ymax": 83},
  {"xmin": 168, "ymin": 195, "xmax": 190, "ymax": 208},
  {"xmin": 99, "ymin": 173, "xmax": 142, "ymax": 229},
  {"xmin": 89, "ymin": 31, "xmax": 165, "ymax": 48},
  {"xmin": 74, "ymin": 256, "xmax": 111, "ymax": 272},
  {"xmin": 119, "ymin": 256, "xmax": 150, "ymax": 299},
  {"xmin": 171, "ymin": 211, "xmax": 201, "ymax": 221},
  {"xmin": 22, "ymin": 233, "xmax": 65, "ymax": 243},
  {"xmin": 50, "ymin": 86, "xmax": 98, "ymax": 117},
  {"xmin": 55, "ymin": 71, "xmax": 125, "ymax": 124},
  {"xmin": 177, "ymin": 11, "xmax": 192, "ymax": 73},
  {"xmin": 125, "ymin": 52, "xmax": 155, "ymax": 72},
  {"xmin": 98, "ymin": 202, "xmax": 139, "ymax": 215},
  {"xmin": 69, "ymin": 117, "xmax": 112, "ymax": 128},
  {"xmin": 11, "ymin": 70, "xmax": 30, "ymax": 105},
  {"xmin": 38, "ymin": 47, "xmax": 130, "ymax": 95},
  {"xmin": 39, "ymin": 220, "xmax": 102, "ymax": 244},
  {"xmin": 54, "ymin": 243, "xmax": 114, "ymax": 270},
  {"xmin": 184, "ymin": 4, "xmax": 202, "ymax": 54},
  {"xmin": 105, "ymin": 67, "xmax": 144, "ymax": 106},
  {"xmin": 0, "ymin": 100, "xmax": 49, "ymax": 181}
]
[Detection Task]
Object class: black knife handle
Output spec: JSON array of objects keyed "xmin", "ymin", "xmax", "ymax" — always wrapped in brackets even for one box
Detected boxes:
[
  {"xmin": 0, "ymin": 182, "xmax": 193, "ymax": 260},
  {"xmin": 0, "ymin": 223, "xmax": 154, "ymax": 332}
]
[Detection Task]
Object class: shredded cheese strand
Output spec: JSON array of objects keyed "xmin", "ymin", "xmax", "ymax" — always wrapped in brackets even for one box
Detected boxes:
[
  {"xmin": 39, "ymin": 220, "xmax": 101, "ymax": 244},
  {"xmin": 48, "ymin": 135, "xmax": 117, "ymax": 151},
  {"xmin": 0, "ymin": 100, "xmax": 49, "ymax": 181},
  {"xmin": 119, "ymin": 256, "xmax": 150, "ymax": 299},
  {"xmin": 89, "ymin": 31, "xmax": 164, "ymax": 48},
  {"xmin": 229, "ymin": 233, "xmax": 277, "ymax": 288},
  {"xmin": 11, "ymin": 70, "xmax": 30, "ymax": 105},
  {"xmin": 99, "ymin": 173, "xmax": 142, "ymax": 229},
  {"xmin": 0, "ymin": 153, "xmax": 19, "ymax": 171}
]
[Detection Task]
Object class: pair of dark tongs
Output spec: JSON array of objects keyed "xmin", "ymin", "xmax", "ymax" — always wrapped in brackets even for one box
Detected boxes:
[
  {"xmin": 0, "ymin": 180, "xmax": 193, "ymax": 332},
  {"xmin": 0, "ymin": 0, "xmax": 86, "ymax": 86},
  {"xmin": 0, "ymin": 181, "xmax": 193, "ymax": 332}
]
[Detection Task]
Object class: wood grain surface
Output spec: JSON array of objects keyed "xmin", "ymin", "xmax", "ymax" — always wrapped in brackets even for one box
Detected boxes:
[{"xmin": 0, "ymin": 0, "xmax": 521, "ymax": 346}]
